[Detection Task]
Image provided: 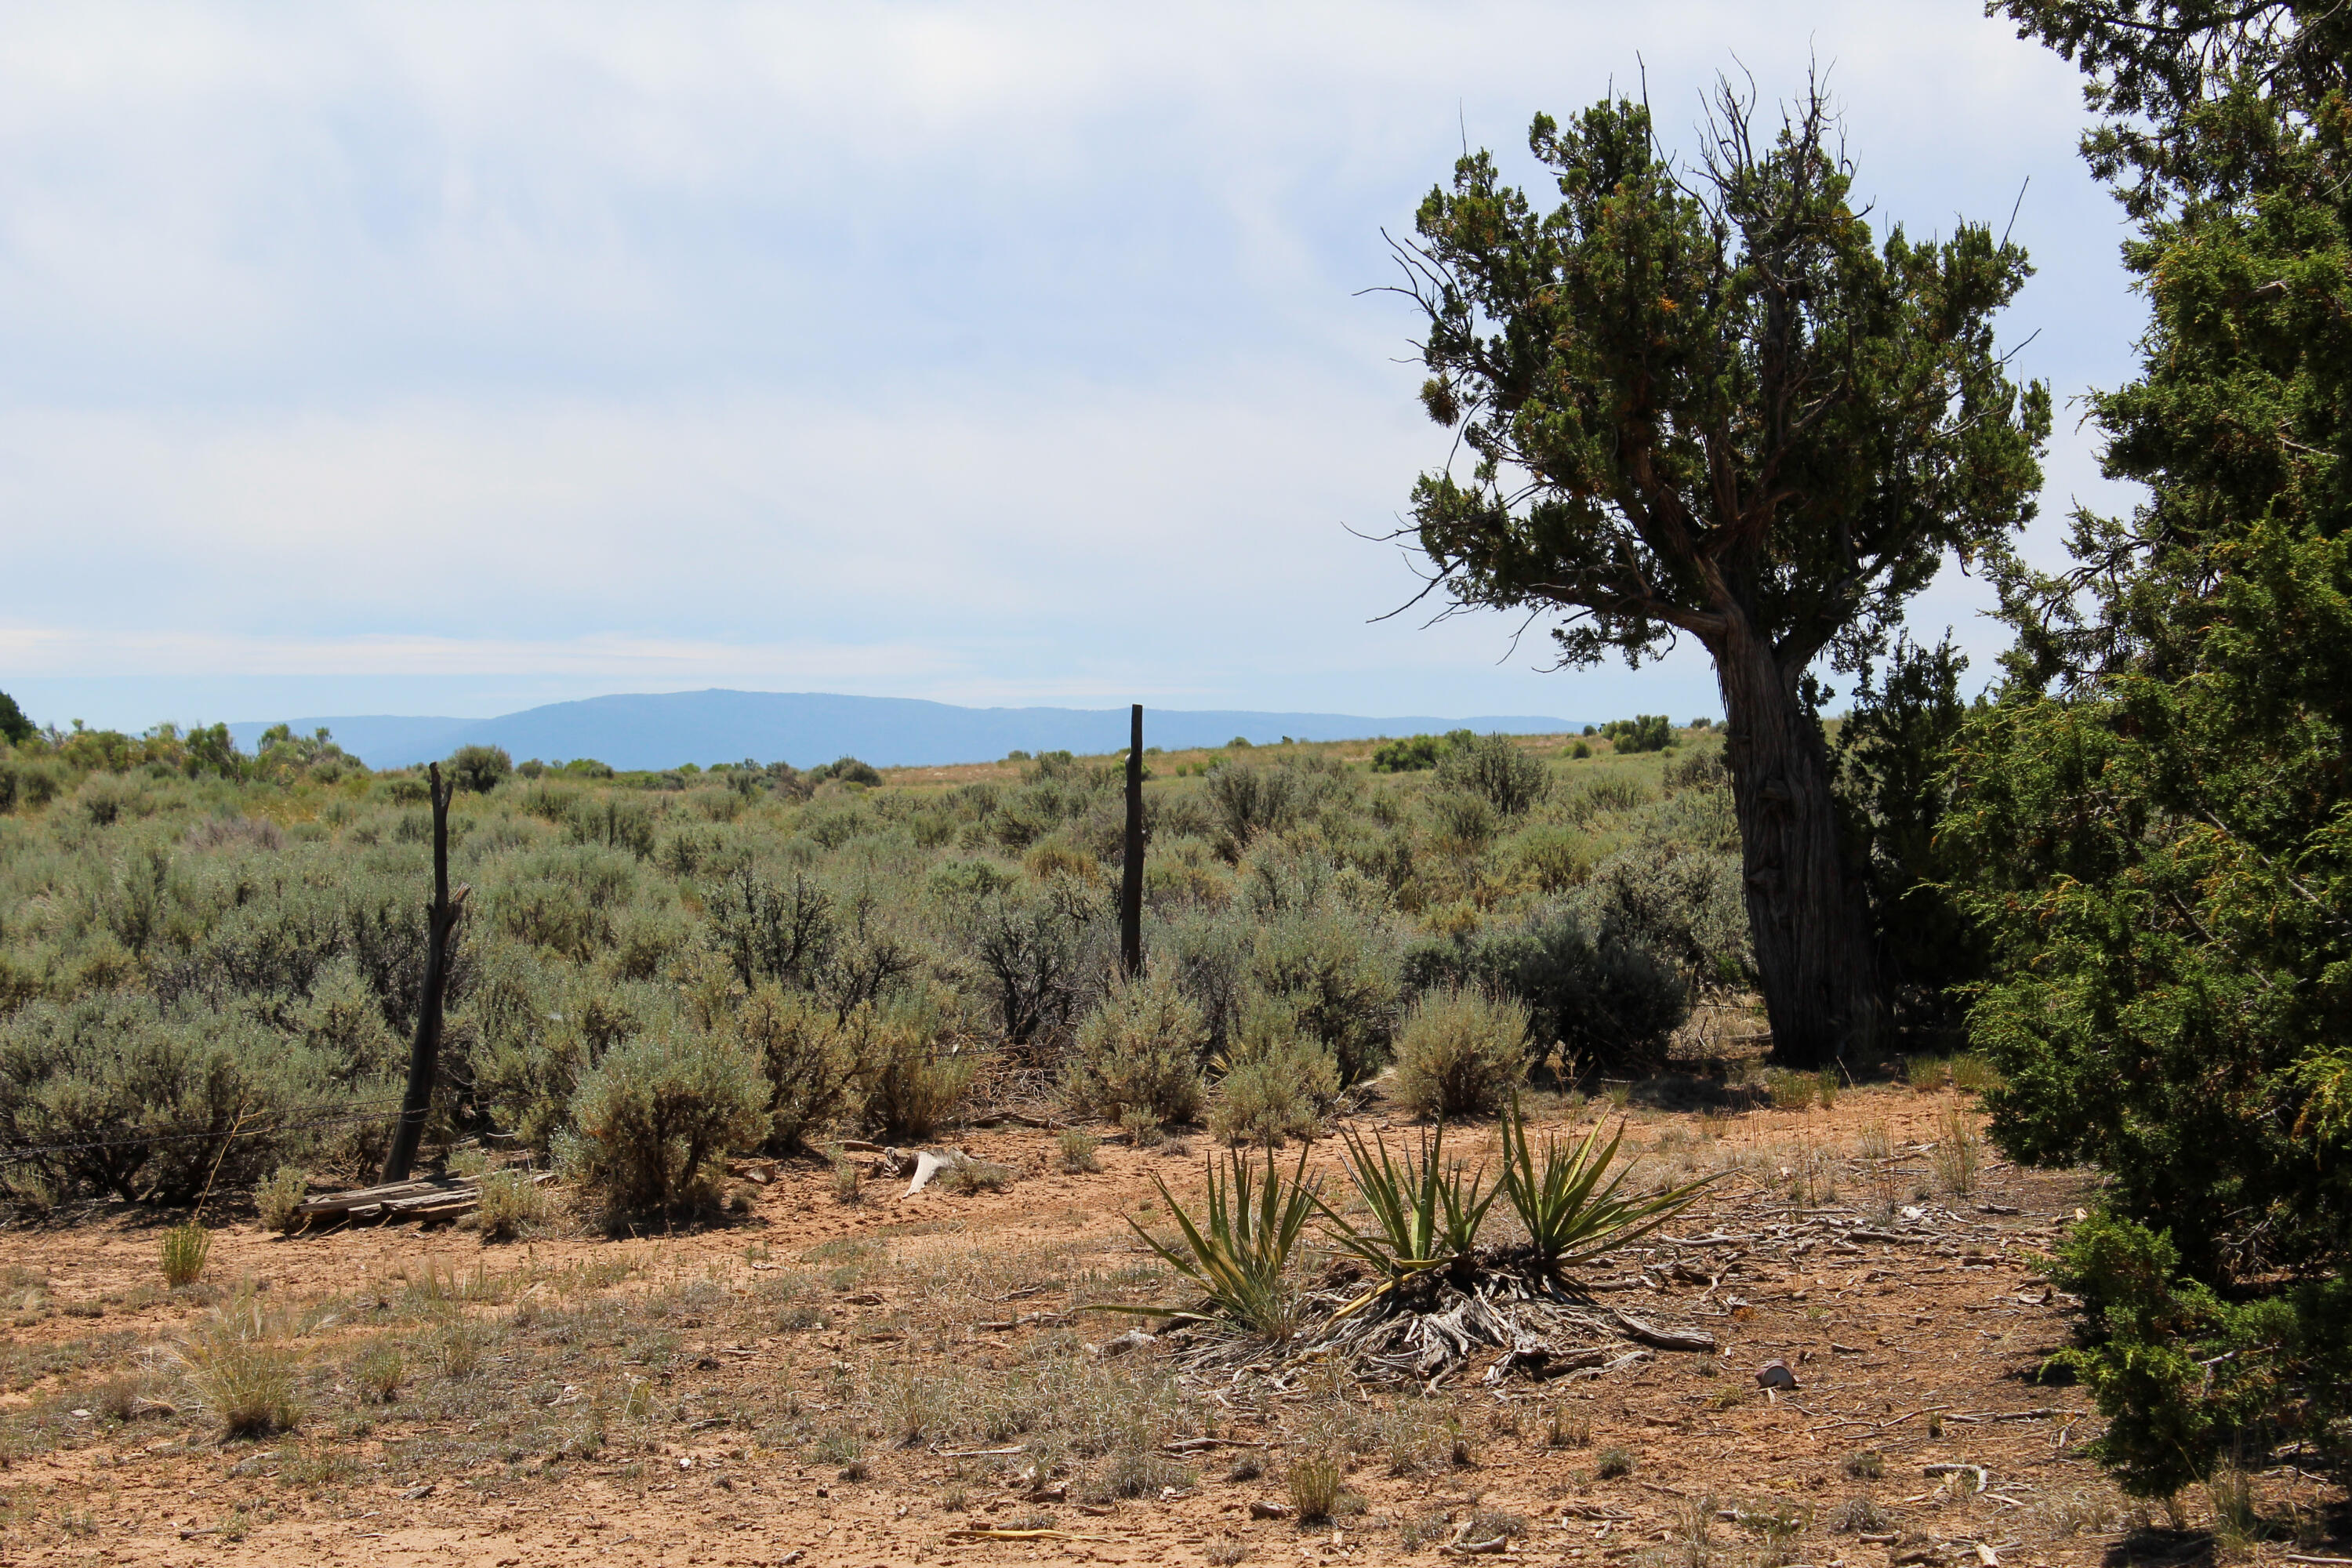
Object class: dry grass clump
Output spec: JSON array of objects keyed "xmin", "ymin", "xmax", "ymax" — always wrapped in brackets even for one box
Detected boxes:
[
  {"xmin": 1286, "ymin": 1448, "xmax": 1344, "ymax": 1522},
  {"xmin": 1948, "ymin": 1052, "xmax": 2003, "ymax": 1094},
  {"xmin": 159, "ymin": 1222, "xmax": 212, "ymax": 1287},
  {"xmin": 1932, "ymin": 1104, "xmax": 1982, "ymax": 1196},
  {"xmin": 1855, "ymin": 1120, "xmax": 1894, "ymax": 1162},
  {"xmin": 1468, "ymin": 1508, "xmax": 1530, "ymax": 1547},
  {"xmin": 351, "ymin": 1343, "xmax": 405, "ymax": 1403},
  {"xmin": 279, "ymin": 1443, "xmax": 357, "ymax": 1491},
  {"xmin": 1399, "ymin": 1512, "xmax": 1454, "ymax": 1550},
  {"xmin": 1544, "ymin": 1401, "xmax": 1592, "ymax": 1447},
  {"xmin": 1740, "ymin": 1500, "xmax": 1811, "ymax": 1567},
  {"xmin": 1782, "ymin": 1142, "xmax": 1839, "ymax": 1206},
  {"xmin": 1084, "ymin": 1445, "xmax": 1195, "ymax": 1501},
  {"xmin": 944, "ymin": 1158, "xmax": 1015, "ymax": 1195},
  {"xmin": 831, "ymin": 1156, "xmax": 863, "ymax": 1204},
  {"xmin": 1380, "ymin": 1399, "xmax": 1469, "ymax": 1475},
  {"xmin": 2031, "ymin": 1490, "xmax": 2113, "ymax": 1539},
  {"xmin": 1665, "ymin": 1490, "xmax": 1720, "ymax": 1568},
  {"xmin": 2205, "ymin": 1465, "xmax": 2263, "ymax": 1552},
  {"xmin": 179, "ymin": 1290, "xmax": 303, "ymax": 1438},
  {"xmin": 1832, "ymin": 1495, "xmax": 1893, "ymax": 1534},
  {"xmin": 1904, "ymin": 1054, "xmax": 1949, "ymax": 1091},
  {"xmin": 428, "ymin": 1320, "xmax": 487, "ymax": 1379}
]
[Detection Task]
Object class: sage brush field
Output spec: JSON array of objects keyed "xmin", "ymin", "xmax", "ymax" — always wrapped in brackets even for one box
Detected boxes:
[{"xmin": 0, "ymin": 727, "xmax": 1744, "ymax": 1220}]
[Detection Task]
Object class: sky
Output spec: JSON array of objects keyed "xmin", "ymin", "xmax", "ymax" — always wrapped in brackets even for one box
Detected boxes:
[{"xmin": 0, "ymin": 2, "xmax": 2143, "ymax": 734}]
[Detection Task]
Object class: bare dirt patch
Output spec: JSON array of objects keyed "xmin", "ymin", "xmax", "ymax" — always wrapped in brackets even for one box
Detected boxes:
[{"xmin": 0, "ymin": 1087, "xmax": 2339, "ymax": 1566}]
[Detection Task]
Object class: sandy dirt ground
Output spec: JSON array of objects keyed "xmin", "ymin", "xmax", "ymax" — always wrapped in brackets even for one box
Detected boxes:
[{"xmin": 1, "ymin": 1086, "xmax": 2343, "ymax": 1568}]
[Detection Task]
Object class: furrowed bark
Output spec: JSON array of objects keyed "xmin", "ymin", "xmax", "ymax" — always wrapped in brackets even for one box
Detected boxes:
[{"xmin": 1713, "ymin": 630, "xmax": 1882, "ymax": 1068}]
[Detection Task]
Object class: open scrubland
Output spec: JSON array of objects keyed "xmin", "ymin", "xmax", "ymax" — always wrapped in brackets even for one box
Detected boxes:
[
  {"xmin": 0, "ymin": 724, "xmax": 1749, "ymax": 1218},
  {"xmin": 0, "ymin": 1074, "xmax": 2256, "ymax": 1568},
  {"xmin": 0, "ymin": 730, "xmax": 2341, "ymax": 1563}
]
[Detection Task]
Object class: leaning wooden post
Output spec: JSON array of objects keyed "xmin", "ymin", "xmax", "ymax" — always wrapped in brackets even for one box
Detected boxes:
[
  {"xmin": 383, "ymin": 764, "xmax": 468, "ymax": 1184},
  {"xmin": 1119, "ymin": 704, "xmax": 1145, "ymax": 978}
]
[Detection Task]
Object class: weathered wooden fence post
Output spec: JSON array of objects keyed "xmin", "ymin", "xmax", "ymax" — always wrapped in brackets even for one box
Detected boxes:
[
  {"xmin": 1120, "ymin": 704, "xmax": 1144, "ymax": 978},
  {"xmin": 382, "ymin": 763, "xmax": 468, "ymax": 1183}
]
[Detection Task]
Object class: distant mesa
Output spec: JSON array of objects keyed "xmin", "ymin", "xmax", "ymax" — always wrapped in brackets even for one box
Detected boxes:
[{"xmin": 226, "ymin": 689, "xmax": 1586, "ymax": 772}]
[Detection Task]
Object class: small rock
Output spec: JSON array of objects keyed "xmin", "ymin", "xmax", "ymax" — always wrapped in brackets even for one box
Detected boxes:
[
  {"xmin": 1250, "ymin": 1500, "xmax": 1294, "ymax": 1520},
  {"xmin": 1755, "ymin": 1359, "xmax": 1799, "ymax": 1390}
]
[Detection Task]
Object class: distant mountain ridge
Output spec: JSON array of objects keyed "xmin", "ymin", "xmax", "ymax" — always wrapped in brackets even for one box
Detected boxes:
[{"xmin": 228, "ymin": 689, "xmax": 1586, "ymax": 771}]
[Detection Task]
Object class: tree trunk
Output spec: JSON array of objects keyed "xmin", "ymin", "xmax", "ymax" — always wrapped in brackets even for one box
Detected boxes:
[{"xmin": 1713, "ymin": 632, "xmax": 1882, "ymax": 1069}]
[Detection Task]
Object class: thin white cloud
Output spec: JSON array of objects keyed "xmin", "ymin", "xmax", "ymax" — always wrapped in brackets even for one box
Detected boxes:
[{"xmin": 0, "ymin": 1, "xmax": 2137, "ymax": 730}]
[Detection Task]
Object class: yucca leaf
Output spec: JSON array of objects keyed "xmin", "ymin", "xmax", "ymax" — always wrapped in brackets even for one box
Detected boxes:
[
  {"xmin": 1499, "ymin": 1094, "xmax": 1718, "ymax": 1276},
  {"xmin": 1091, "ymin": 1145, "xmax": 1317, "ymax": 1339},
  {"xmin": 1317, "ymin": 1119, "xmax": 1498, "ymax": 1282}
]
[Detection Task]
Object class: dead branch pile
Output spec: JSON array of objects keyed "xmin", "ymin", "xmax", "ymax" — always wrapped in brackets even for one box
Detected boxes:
[{"xmin": 1161, "ymin": 1259, "xmax": 1717, "ymax": 1388}]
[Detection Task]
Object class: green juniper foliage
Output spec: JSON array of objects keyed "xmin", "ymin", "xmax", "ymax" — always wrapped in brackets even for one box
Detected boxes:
[
  {"xmin": 1833, "ymin": 634, "xmax": 1989, "ymax": 1026},
  {"xmin": 1599, "ymin": 716, "xmax": 1675, "ymax": 755},
  {"xmin": 1956, "ymin": 0, "xmax": 2352, "ymax": 1495},
  {"xmin": 0, "ymin": 692, "xmax": 34, "ymax": 748},
  {"xmin": 1393, "ymin": 74, "xmax": 2048, "ymax": 1066},
  {"xmin": 1370, "ymin": 731, "xmax": 1472, "ymax": 774}
]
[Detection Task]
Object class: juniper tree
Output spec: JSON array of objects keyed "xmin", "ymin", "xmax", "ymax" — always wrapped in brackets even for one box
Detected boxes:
[
  {"xmin": 1947, "ymin": 0, "xmax": 2352, "ymax": 1494},
  {"xmin": 1394, "ymin": 78, "xmax": 2049, "ymax": 1064}
]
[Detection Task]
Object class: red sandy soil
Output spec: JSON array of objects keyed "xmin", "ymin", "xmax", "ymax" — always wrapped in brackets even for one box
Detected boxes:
[{"xmin": 1, "ymin": 1086, "xmax": 2341, "ymax": 1568}]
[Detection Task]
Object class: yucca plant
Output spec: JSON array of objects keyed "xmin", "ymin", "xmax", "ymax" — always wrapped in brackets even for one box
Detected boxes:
[
  {"xmin": 1099, "ymin": 1145, "xmax": 1319, "ymax": 1339},
  {"xmin": 1320, "ymin": 1122, "xmax": 1500, "ymax": 1292},
  {"xmin": 1498, "ymin": 1098, "xmax": 1715, "ymax": 1277}
]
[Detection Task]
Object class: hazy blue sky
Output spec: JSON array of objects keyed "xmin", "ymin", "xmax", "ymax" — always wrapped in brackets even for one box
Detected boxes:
[{"xmin": 0, "ymin": 2, "xmax": 2137, "ymax": 732}]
